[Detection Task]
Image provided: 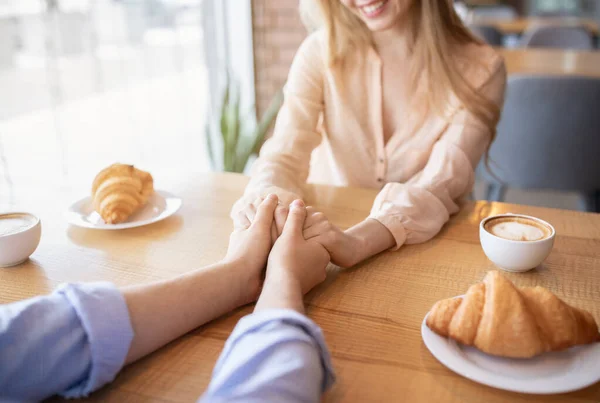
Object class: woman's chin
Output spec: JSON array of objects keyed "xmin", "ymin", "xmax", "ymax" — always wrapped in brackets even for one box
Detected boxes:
[{"xmin": 363, "ymin": 18, "xmax": 400, "ymax": 33}]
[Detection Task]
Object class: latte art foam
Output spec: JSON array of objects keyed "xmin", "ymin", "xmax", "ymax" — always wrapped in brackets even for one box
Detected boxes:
[
  {"xmin": 484, "ymin": 217, "xmax": 552, "ymax": 242},
  {"xmin": 0, "ymin": 214, "xmax": 36, "ymax": 236}
]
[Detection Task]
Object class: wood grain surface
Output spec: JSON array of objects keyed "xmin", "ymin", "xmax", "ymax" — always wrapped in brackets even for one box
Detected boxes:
[
  {"xmin": 1, "ymin": 172, "xmax": 599, "ymax": 402},
  {"xmin": 481, "ymin": 17, "xmax": 599, "ymax": 36},
  {"xmin": 499, "ymin": 47, "xmax": 600, "ymax": 79}
]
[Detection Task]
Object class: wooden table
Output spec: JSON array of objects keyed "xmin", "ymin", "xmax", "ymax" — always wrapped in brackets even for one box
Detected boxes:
[
  {"xmin": 498, "ymin": 47, "xmax": 600, "ymax": 78},
  {"xmin": 1, "ymin": 173, "xmax": 600, "ymax": 402},
  {"xmin": 464, "ymin": 0, "xmax": 502, "ymax": 5},
  {"xmin": 477, "ymin": 17, "xmax": 599, "ymax": 36}
]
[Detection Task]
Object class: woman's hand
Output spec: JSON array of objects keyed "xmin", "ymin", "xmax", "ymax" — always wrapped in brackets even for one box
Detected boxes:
[
  {"xmin": 303, "ymin": 208, "xmax": 396, "ymax": 268},
  {"xmin": 301, "ymin": 207, "xmax": 362, "ymax": 268},
  {"xmin": 224, "ymin": 194, "xmax": 279, "ymax": 288}
]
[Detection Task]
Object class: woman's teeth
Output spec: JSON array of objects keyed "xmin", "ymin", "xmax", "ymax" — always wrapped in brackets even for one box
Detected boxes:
[{"xmin": 361, "ymin": 0, "xmax": 387, "ymax": 16}]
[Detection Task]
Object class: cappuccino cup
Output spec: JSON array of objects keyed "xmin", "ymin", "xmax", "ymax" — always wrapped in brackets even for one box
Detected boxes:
[
  {"xmin": 0, "ymin": 212, "xmax": 41, "ymax": 267},
  {"xmin": 480, "ymin": 214, "xmax": 555, "ymax": 272}
]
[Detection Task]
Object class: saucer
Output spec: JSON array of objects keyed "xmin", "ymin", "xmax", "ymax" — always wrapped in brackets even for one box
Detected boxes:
[
  {"xmin": 66, "ymin": 190, "xmax": 182, "ymax": 230},
  {"xmin": 421, "ymin": 311, "xmax": 600, "ymax": 394}
]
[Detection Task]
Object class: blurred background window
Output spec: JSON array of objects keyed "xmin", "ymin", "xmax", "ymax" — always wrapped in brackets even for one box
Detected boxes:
[
  {"xmin": 530, "ymin": 0, "xmax": 596, "ymax": 15},
  {"xmin": 0, "ymin": 0, "xmax": 209, "ymax": 188}
]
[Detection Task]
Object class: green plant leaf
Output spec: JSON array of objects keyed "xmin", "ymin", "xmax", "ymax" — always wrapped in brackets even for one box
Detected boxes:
[
  {"xmin": 251, "ymin": 88, "xmax": 284, "ymax": 155},
  {"xmin": 215, "ymin": 76, "xmax": 232, "ymax": 172},
  {"xmin": 236, "ymin": 88, "xmax": 284, "ymax": 173},
  {"xmin": 220, "ymin": 81, "xmax": 230, "ymax": 166},
  {"xmin": 234, "ymin": 135, "xmax": 254, "ymax": 173},
  {"xmin": 226, "ymin": 83, "xmax": 241, "ymax": 172},
  {"xmin": 209, "ymin": 75, "xmax": 284, "ymax": 173}
]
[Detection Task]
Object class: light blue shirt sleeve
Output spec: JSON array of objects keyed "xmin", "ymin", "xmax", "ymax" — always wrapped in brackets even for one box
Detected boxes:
[
  {"xmin": 201, "ymin": 309, "xmax": 336, "ymax": 403},
  {"xmin": 0, "ymin": 282, "xmax": 134, "ymax": 402}
]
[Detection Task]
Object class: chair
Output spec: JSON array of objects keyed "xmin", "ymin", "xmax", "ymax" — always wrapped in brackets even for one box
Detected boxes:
[
  {"xmin": 477, "ymin": 75, "xmax": 600, "ymax": 212},
  {"xmin": 470, "ymin": 5, "xmax": 518, "ymax": 21},
  {"xmin": 521, "ymin": 26, "xmax": 594, "ymax": 50},
  {"xmin": 469, "ymin": 25, "xmax": 504, "ymax": 46}
]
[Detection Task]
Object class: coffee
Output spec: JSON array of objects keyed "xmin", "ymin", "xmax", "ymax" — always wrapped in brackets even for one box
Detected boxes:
[
  {"xmin": 0, "ymin": 213, "xmax": 37, "ymax": 236},
  {"xmin": 484, "ymin": 216, "xmax": 552, "ymax": 242}
]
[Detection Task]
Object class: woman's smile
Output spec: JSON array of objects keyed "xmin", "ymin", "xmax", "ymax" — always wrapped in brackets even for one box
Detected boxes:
[
  {"xmin": 342, "ymin": 0, "xmax": 413, "ymax": 32},
  {"xmin": 357, "ymin": 0, "xmax": 389, "ymax": 19}
]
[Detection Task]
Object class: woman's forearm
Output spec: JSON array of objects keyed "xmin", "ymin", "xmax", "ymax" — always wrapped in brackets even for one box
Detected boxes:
[
  {"xmin": 123, "ymin": 261, "xmax": 259, "ymax": 364},
  {"xmin": 345, "ymin": 219, "xmax": 396, "ymax": 265}
]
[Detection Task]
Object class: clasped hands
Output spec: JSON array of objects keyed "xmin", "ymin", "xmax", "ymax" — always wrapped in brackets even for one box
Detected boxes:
[
  {"xmin": 233, "ymin": 195, "xmax": 363, "ymax": 266},
  {"xmin": 224, "ymin": 194, "xmax": 363, "ymax": 303}
]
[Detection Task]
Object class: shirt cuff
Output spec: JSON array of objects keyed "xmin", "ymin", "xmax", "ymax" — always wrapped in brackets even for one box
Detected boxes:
[
  {"xmin": 367, "ymin": 215, "xmax": 407, "ymax": 251},
  {"xmin": 218, "ymin": 309, "xmax": 336, "ymax": 392},
  {"xmin": 56, "ymin": 282, "xmax": 134, "ymax": 398}
]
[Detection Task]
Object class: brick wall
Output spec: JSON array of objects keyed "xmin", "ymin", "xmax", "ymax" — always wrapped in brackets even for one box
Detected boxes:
[{"xmin": 252, "ymin": 0, "xmax": 307, "ymax": 118}]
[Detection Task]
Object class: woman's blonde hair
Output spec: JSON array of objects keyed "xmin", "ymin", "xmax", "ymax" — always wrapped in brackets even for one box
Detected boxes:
[{"xmin": 299, "ymin": 0, "xmax": 501, "ymax": 142}]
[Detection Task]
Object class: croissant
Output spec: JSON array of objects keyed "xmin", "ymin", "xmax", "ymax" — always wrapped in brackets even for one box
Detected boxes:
[
  {"xmin": 426, "ymin": 271, "xmax": 600, "ymax": 358},
  {"xmin": 92, "ymin": 163, "xmax": 154, "ymax": 224}
]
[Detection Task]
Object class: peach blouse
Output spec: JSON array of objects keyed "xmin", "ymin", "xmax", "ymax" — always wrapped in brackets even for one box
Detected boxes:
[{"xmin": 233, "ymin": 31, "xmax": 507, "ymax": 250}]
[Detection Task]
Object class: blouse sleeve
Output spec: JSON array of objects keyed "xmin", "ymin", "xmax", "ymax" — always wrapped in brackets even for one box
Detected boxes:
[
  {"xmin": 369, "ymin": 57, "xmax": 507, "ymax": 249},
  {"xmin": 231, "ymin": 32, "xmax": 325, "ymax": 216}
]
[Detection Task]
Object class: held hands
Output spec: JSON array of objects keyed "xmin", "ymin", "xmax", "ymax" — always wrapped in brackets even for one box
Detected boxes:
[
  {"xmin": 228, "ymin": 195, "xmax": 397, "ymax": 310},
  {"xmin": 233, "ymin": 197, "xmax": 289, "ymax": 244},
  {"xmin": 266, "ymin": 200, "xmax": 330, "ymax": 294},
  {"xmin": 225, "ymin": 195, "xmax": 330, "ymax": 300},
  {"xmin": 232, "ymin": 197, "xmax": 366, "ymax": 268}
]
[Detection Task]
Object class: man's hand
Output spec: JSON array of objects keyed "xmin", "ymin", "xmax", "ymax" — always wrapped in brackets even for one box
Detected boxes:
[{"xmin": 224, "ymin": 194, "xmax": 279, "ymax": 285}]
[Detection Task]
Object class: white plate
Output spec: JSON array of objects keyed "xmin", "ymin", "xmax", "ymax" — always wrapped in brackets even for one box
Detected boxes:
[
  {"xmin": 422, "ymin": 309, "xmax": 600, "ymax": 394},
  {"xmin": 66, "ymin": 190, "xmax": 182, "ymax": 230}
]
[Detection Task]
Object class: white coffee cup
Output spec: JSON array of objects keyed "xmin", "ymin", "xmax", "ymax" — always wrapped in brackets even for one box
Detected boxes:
[
  {"xmin": 0, "ymin": 212, "xmax": 42, "ymax": 267},
  {"xmin": 480, "ymin": 213, "xmax": 555, "ymax": 273}
]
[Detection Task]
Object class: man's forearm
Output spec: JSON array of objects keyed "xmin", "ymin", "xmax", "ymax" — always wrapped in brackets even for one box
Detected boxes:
[
  {"xmin": 255, "ymin": 272, "xmax": 305, "ymax": 314},
  {"xmin": 124, "ymin": 260, "xmax": 259, "ymax": 364}
]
